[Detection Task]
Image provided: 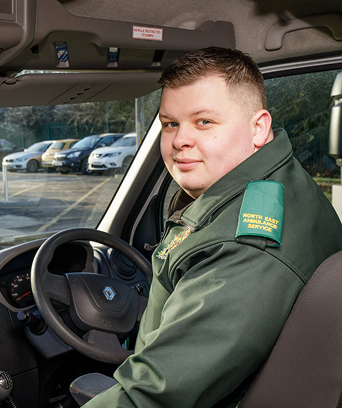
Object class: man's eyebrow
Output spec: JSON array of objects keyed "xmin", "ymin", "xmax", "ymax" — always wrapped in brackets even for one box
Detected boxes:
[
  {"xmin": 158, "ymin": 113, "xmax": 172, "ymax": 120},
  {"xmin": 190, "ymin": 109, "xmax": 219, "ymax": 117},
  {"xmin": 159, "ymin": 109, "xmax": 219, "ymax": 120},
  {"xmin": 159, "ymin": 109, "xmax": 219, "ymax": 119}
]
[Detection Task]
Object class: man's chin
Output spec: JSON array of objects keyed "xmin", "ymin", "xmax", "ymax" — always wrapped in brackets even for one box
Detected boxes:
[{"xmin": 182, "ymin": 185, "xmax": 204, "ymax": 199}]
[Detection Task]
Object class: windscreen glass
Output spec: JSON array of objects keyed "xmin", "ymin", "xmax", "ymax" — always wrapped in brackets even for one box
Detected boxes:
[{"xmin": 0, "ymin": 89, "xmax": 161, "ymax": 249}]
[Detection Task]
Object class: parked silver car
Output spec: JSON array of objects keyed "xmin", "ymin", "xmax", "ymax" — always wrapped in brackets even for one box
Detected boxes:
[{"xmin": 2, "ymin": 141, "xmax": 54, "ymax": 172}]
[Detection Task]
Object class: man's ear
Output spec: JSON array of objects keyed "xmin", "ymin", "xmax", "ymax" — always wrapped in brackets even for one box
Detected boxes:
[{"xmin": 251, "ymin": 110, "xmax": 273, "ymax": 151}]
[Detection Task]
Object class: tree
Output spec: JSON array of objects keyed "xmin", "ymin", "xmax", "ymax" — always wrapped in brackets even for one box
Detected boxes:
[{"xmin": 265, "ymin": 70, "xmax": 340, "ymax": 177}]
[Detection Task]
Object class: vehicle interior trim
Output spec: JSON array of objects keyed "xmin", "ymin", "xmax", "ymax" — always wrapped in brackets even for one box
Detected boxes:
[
  {"xmin": 0, "ymin": 72, "xmax": 162, "ymax": 107},
  {"xmin": 265, "ymin": 13, "xmax": 342, "ymax": 51},
  {"xmin": 98, "ymin": 117, "xmax": 162, "ymax": 236},
  {"xmin": 260, "ymin": 54, "xmax": 342, "ymax": 75},
  {"xmin": 128, "ymin": 167, "xmax": 170, "ymax": 246}
]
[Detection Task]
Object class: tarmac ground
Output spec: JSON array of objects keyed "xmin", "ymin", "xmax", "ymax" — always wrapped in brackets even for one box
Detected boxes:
[{"xmin": 0, "ymin": 169, "xmax": 123, "ymax": 249}]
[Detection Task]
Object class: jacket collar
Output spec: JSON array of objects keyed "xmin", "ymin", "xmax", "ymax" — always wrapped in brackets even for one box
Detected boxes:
[{"xmin": 177, "ymin": 128, "xmax": 293, "ymax": 229}]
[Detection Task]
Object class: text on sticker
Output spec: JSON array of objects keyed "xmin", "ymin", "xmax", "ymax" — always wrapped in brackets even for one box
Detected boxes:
[
  {"xmin": 242, "ymin": 213, "xmax": 279, "ymax": 232},
  {"xmin": 133, "ymin": 26, "xmax": 163, "ymax": 41}
]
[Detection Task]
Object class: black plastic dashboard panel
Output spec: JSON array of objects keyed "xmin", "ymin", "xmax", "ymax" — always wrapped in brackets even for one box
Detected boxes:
[
  {"xmin": 0, "ymin": 237, "xmax": 149, "ymax": 312},
  {"xmin": 0, "ymin": 239, "xmax": 96, "ymax": 311}
]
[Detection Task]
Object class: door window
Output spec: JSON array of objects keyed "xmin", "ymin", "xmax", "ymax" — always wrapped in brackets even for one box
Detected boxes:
[{"xmin": 265, "ymin": 70, "xmax": 341, "ymax": 200}]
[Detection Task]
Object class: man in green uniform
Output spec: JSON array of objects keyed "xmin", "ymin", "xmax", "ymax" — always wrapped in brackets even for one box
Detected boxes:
[{"xmin": 84, "ymin": 47, "xmax": 342, "ymax": 407}]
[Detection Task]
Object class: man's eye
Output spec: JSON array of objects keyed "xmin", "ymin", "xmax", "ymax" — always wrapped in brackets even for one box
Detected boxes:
[
  {"xmin": 197, "ymin": 120, "xmax": 211, "ymax": 126},
  {"xmin": 165, "ymin": 122, "xmax": 179, "ymax": 128}
]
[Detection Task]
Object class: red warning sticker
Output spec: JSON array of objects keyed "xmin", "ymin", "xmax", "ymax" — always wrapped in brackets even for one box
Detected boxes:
[{"xmin": 133, "ymin": 26, "xmax": 163, "ymax": 41}]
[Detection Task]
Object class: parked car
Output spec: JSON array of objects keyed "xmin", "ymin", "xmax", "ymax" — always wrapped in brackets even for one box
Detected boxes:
[
  {"xmin": 41, "ymin": 139, "xmax": 79, "ymax": 171},
  {"xmin": 2, "ymin": 140, "xmax": 54, "ymax": 172},
  {"xmin": 0, "ymin": 139, "xmax": 23, "ymax": 168},
  {"xmin": 52, "ymin": 133, "xmax": 124, "ymax": 174},
  {"xmin": 88, "ymin": 133, "xmax": 137, "ymax": 173}
]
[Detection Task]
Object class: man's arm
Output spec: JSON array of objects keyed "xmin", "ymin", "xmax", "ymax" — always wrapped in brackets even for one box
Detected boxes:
[{"xmin": 83, "ymin": 244, "xmax": 304, "ymax": 408}]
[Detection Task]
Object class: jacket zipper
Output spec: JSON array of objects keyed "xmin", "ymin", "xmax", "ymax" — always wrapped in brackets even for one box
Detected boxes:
[{"xmin": 167, "ymin": 218, "xmax": 197, "ymax": 232}]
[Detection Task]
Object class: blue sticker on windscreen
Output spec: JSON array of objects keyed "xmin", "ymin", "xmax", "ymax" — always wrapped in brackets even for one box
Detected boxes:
[{"xmin": 56, "ymin": 43, "xmax": 69, "ymax": 63}]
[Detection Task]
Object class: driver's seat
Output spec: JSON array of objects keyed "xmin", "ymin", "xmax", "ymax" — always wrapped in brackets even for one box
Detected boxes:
[
  {"xmin": 71, "ymin": 249, "xmax": 342, "ymax": 407},
  {"xmin": 239, "ymin": 249, "xmax": 342, "ymax": 407}
]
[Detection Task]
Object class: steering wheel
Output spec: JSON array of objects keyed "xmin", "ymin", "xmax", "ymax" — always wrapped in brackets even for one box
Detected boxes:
[{"xmin": 31, "ymin": 228, "xmax": 152, "ymax": 364}]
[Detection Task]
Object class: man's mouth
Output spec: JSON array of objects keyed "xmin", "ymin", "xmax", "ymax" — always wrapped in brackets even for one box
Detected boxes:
[{"xmin": 174, "ymin": 158, "xmax": 201, "ymax": 171}]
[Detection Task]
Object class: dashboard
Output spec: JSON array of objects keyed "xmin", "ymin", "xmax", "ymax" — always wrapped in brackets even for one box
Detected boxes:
[
  {"xmin": 0, "ymin": 238, "xmax": 149, "ymax": 312},
  {"xmin": 0, "ymin": 234, "xmax": 151, "ymax": 408}
]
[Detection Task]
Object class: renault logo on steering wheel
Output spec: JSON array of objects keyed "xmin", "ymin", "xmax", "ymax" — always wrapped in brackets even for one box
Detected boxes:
[{"xmin": 103, "ymin": 286, "xmax": 116, "ymax": 301}]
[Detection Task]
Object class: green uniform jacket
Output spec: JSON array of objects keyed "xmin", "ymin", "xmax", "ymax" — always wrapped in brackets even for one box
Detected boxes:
[{"xmin": 84, "ymin": 129, "xmax": 342, "ymax": 408}]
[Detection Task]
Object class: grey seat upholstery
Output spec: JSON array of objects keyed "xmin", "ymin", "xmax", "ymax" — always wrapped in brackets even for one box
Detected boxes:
[
  {"xmin": 239, "ymin": 250, "xmax": 342, "ymax": 408},
  {"xmin": 70, "ymin": 373, "xmax": 117, "ymax": 406}
]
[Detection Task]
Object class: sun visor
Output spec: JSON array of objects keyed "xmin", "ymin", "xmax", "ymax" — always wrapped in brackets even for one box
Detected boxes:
[
  {"xmin": 0, "ymin": 72, "xmax": 162, "ymax": 107},
  {"xmin": 0, "ymin": 0, "xmax": 235, "ymax": 73}
]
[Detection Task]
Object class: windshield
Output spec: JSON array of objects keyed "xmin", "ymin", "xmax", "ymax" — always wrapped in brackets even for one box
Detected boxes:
[
  {"xmin": 111, "ymin": 136, "xmax": 137, "ymax": 147},
  {"xmin": 0, "ymin": 89, "xmax": 161, "ymax": 249},
  {"xmin": 72, "ymin": 136, "xmax": 100, "ymax": 149},
  {"xmin": 26, "ymin": 142, "xmax": 50, "ymax": 153},
  {"xmin": 49, "ymin": 142, "xmax": 65, "ymax": 150}
]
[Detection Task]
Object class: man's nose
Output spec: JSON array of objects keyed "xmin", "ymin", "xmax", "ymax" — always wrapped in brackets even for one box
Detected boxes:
[{"xmin": 172, "ymin": 125, "xmax": 195, "ymax": 149}]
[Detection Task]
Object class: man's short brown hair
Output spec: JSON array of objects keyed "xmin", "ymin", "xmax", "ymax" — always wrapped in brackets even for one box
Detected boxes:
[{"xmin": 158, "ymin": 47, "xmax": 267, "ymax": 119}]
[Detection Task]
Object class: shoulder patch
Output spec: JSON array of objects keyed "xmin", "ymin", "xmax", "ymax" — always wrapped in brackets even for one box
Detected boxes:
[{"xmin": 235, "ymin": 181, "xmax": 284, "ymax": 247}]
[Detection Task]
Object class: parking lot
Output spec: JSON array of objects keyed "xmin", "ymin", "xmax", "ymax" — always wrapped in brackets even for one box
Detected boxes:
[{"xmin": 0, "ymin": 170, "xmax": 123, "ymax": 248}]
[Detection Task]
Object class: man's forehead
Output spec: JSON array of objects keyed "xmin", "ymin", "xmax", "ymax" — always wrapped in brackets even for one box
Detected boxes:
[
  {"xmin": 161, "ymin": 75, "xmax": 237, "ymax": 102},
  {"xmin": 159, "ymin": 91, "xmax": 235, "ymax": 121}
]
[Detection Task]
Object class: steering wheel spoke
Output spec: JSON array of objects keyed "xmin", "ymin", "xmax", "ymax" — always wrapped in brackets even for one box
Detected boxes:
[
  {"xmin": 83, "ymin": 329, "xmax": 133, "ymax": 363},
  {"xmin": 44, "ymin": 273, "xmax": 71, "ymax": 306}
]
